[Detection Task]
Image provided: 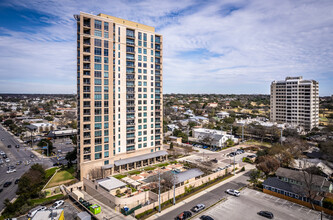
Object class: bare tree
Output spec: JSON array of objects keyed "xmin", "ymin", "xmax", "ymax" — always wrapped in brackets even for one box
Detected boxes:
[
  {"xmin": 89, "ymin": 167, "xmax": 103, "ymax": 180},
  {"xmin": 256, "ymin": 155, "xmax": 280, "ymax": 177}
]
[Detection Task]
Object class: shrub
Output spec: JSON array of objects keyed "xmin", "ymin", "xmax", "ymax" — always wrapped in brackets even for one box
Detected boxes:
[{"xmin": 323, "ymin": 198, "xmax": 333, "ymax": 210}]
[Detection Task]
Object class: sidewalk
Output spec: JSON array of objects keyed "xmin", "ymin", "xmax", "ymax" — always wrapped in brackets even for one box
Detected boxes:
[{"xmin": 147, "ymin": 164, "xmax": 255, "ymax": 220}]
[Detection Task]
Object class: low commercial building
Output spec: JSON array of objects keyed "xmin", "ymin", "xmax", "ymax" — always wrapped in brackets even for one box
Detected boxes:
[
  {"xmin": 216, "ymin": 111, "xmax": 229, "ymax": 119},
  {"xmin": 192, "ymin": 128, "xmax": 238, "ymax": 147},
  {"xmin": 47, "ymin": 129, "xmax": 77, "ymax": 138},
  {"xmin": 263, "ymin": 167, "xmax": 332, "ymax": 207}
]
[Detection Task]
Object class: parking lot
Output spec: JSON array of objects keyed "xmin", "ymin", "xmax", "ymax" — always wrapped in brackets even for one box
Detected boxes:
[
  {"xmin": 192, "ymin": 188, "xmax": 333, "ymax": 220},
  {"xmin": 179, "ymin": 144, "xmax": 255, "ymax": 171},
  {"xmin": 16, "ymin": 200, "xmax": 80, "ymax": 220}
]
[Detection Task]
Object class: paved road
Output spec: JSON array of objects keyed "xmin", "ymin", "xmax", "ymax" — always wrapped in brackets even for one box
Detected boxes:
[
  {"xmin": 156, "ymin": 171, "xmax": 251, "ymax": 220},
  {"xmin": 0, "ymin": 125, "xmax": 53, "ymax": 212}
]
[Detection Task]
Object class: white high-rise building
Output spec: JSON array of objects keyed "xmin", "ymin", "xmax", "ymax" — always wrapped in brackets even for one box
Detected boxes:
[{"xmin": 270, "ymin": 76, "xmax": 319, "ymax": 131}]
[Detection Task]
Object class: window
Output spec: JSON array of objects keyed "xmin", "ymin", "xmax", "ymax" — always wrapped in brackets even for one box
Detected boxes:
[
  {"xmin": 104, "ymin": 40, "xmax": 109, "ymax": 48},
  {"xmin": 95, "ymin": 56, "xmax": 102, "ymax": 63},
  {"xmin": 95, "ymin": 153, "xmax": 102, "ymax": 160},
  {"xmin": 94, "ymin": 71, "xmax": 101, "ymax": 77},
  {"xmin": 104, "ymin": 49, "xmax": 109, "ymax": 56},
  {"xmin": 104, "ymin": 22, "xmax": 109, "ymax": 31},
  {"xmin": 94, "ymin": 30, "xmax": 102, "ymax": 37},
  {"xmin": 95, "ymin": 116, "xmax": 102, "ymax": 122},
  {"xmin": 104, "ymin": 151, "xmax": 109, "ymax": 158},
  {"xmin": 94, "ymin": 47, "xmax": 101, "ymax": 55},
  {"xmin": 95, "ymin": 94, "xmax": 102, "ymax": 100},
  {"xmin": 94, "ymin": 79, "xmax": 102, "ymax": 85},
  {"xmin": 94, "ymin": 39, "xmax": 101, "ymax": 47},
  {"xmin": 104, "ymin": 32, "xmax": 109, "ymax": 38},
  {"xmin": 95, "ymin": 20, "xmax": 102, "ymax": 29},
  {"xmin": 94, "ymin": 64, "xmax": 102, "ymax": 70}
]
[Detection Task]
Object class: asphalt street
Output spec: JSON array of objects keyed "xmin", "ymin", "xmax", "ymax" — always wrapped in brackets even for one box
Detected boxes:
[
  {"xmin": 156, "ymin": 171, "xmax": 251, "ymax": 220},
  {"xmin": 0, "ymin": 124, "xmax": 53, "ymax": 212}
]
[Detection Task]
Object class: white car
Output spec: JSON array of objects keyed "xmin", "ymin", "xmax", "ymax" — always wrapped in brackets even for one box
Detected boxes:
[
  {"xmin": 225, "ymin": 189, "xmax": 240, "ymax": 197},
  {"xmin": 191, "ymin": 203, "xmax": 205, "ymax": 212},
  {"xmin": 27, "ymin": 206, "xmax": 46, "ymax": 218},
  {"xmin": 6, "ymin": 169, "xmax": 16, "ymax": 174},
  {"xmin": 5, "ymin": 158, "xmax": 10, "ymax": 163},
  {"xmin": 51, "ymin": 200, "xmax": 64, "ymax": 209}
]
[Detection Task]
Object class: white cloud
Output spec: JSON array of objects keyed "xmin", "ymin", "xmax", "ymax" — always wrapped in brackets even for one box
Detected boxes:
[{"xmin": 0, "ymin": 0, "xmax": 333, "ymax": 95}]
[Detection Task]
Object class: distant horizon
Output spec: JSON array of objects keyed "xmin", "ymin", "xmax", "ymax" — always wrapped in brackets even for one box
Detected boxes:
[{"xmin": 0, "ymin": 93, "xmax": 332, "ymax": 97}]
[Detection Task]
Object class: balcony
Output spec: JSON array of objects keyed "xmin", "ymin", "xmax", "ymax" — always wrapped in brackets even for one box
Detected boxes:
[
  {"xmin": 155, "ymin": 45, "xmax": 161, "ymax": 51},
  {"xmin": 126, "ymin": 29, "xmax": 135, "ymax": 39},
  {"xmin": 83, "ymin": 56, "xmax": 90, "ymax": 62},
  {"xmin": 83, "ymin": 64, "xmax": 90, "ymax": 70},
  {"xmin": 83, "ymin": 47, "xmax": 90, "ymax": 53},
  {"xmin": 83, "ymin": 39, "xmax": 90, "ymax": 45},
  {"xmin": 126, "ymin": 39, "xmax": 135, "ymax": 46},
  {"xmin": 126, "ymin": 76, "xmax": 135, "ymax": 81},
  {"xmin": 83, "ymin": 22, "xmax": 90, "ymax": 28},
  {"xmin": 83, "ymin": 29, "xmax": 90, "ymax": 35}
]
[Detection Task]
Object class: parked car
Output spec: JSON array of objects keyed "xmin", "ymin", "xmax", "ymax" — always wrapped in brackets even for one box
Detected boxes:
[
  {"xmin": 26, "ymin": 161, "xmax": 31, "ymax": 166},
  {"xmin": 211, "ymin": 159, "xmax": 218, "ymax": 163},
  {"xmin": 3, "ymin": 182, "xmax": 12, "ymax": 187},
  {"xmin": 0, "ymin": 188, "xmax": 3, "ymax": 193},
  {"xmin": 191, "ymin": 204, "xmax": 205, "ymax": 212},
  {"xmin": 16, "ymin": 161, "xmax": 22, "ymax": 165},
  {"xmin": 6, "ymin": 169, "xmax": 16, "ymax": 174},
  {"xmin": 15, "ymin": 179, "xmax": 20, "ymax": 184},
  {"xmin": 175, "ymin": 211, "xmax": 192, "ymax": 220},
  {"xmin": 200, "ymin": 216, "xmax": 214, "ymax": 220},
  {"xmin": 2, "ymin": 154, "xmax": 7, "ymax": 158},
  {"xmin": 247, "ymin": 154, "xmax": 256, "ymax": 159},
  {"xmin": 225, "ymin": 189, "xmax": 240, "ymax": 197},
  {"xmin": 1, "ymin": 138, "xmax": 4, "ymax": 141},
  {"xmin": 236, "ymin": 149, "xmax": 245, "ymax": 153},
  {"xmin": 0, "ymin": 159, "xmax": 3, "ymax": 165},
  {"xmin": 27, "ymin": 206, "xmax": 46, "ymax": 218},
  {"xmin": 228, "ymin": 152, "xmax": 236, "ymax": 157},
  {"xmin": 257, "ymin": 211, "xmax": 274, "ymax": 219},
  {"xmin": 15, "ymin": 145, "xmax": 20, "ymax": 148},
  {"xmin": 51, "ymin": 200, "xmax": 64, "ymax": 209},
  {"xmin": 7, "ymin": 145, "xmax": 11, "ymax": 148},
  {"xmin": 30, "ymin": 154, "xmax": 35, "ymax": 158},
  {"xmin": 0, "ymin": 150, "xmax": 5, "ymax": 155},
  {"xmin": 4, "ymin": 218, "xmax": 17, "ymax": 220},
  {"xmin": 5, "ymin": 158, "xmax": 10, "ymax": 163}
]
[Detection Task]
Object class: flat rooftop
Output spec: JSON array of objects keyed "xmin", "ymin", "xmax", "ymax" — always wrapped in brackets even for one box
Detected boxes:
[{"xmin": 97, "ymin": 177, "xmax": 127, "ymax": 191}]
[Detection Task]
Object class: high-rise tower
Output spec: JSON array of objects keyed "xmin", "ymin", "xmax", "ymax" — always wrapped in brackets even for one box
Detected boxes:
[
  {"xmin": 75, "ymin": 12, "xmax": 165, "ymax": 179},
  {"xmin": 270, "ymin": 76, "xmax": 319, "ymax": 131}
]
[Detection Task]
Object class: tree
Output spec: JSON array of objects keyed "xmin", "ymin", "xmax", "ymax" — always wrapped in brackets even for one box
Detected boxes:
[
  {"xmin": 37, "ymin": 139, "xmax": 54, "ymax": 156},
  {"xmin": 249, "ymin": 169, "xmax": 261, "ymax": 186},
  {"xmin": 256, "ymin": 155, "xmax": 280, "ymax": 177},
  {"xmin": 169, "ymin": 142, "xmax": 174, "ymax": 150},
  {"xmin": 66, "ymin": 147, "xmax": 77, "ymax": 167},
  {"xmin": 4, "ymin": 119, "xmax": 13, "ymax": 127},
  {"xmin": 319, "ymin": 140, "xmax": 333, "ymax": 162},
  {"xmin": 226, "ymin": 139, "xmax": 234, "ymax": 147},
  {"xmin": 200, "ymin": 135, "xmax": 214, "ymax": 147}
]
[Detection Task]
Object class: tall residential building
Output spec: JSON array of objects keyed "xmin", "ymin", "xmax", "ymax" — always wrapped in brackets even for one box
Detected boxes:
[
  {"xmin": 75, "ymin": 12, "xmax": 166, "ymax": 180},
  {"xmin": 270, "ymin": 76, "xmax": 319, "ymax": 131}
]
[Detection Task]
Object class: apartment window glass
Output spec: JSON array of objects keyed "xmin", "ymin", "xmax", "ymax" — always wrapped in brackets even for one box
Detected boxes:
[
  {"xmin": 104, "ymin": 40, "xmax": 109, "ymax": 48},
  {"xmin": 94, "ymin": 39, "xmax": 101, "ymax": 47},
  {"xmin": 94, "ymin": 56, "xmax": 102, "ymax": 63},
  {"xmin": 104, "ymin": 22, "xmax": 109, "ymax": 31},
  {"xmin": 138, "ymin": 32, "xmax": 142, "ymax": 40},
  {"xmin": 104, "ymin": 137, "xmax": 109, "ymax": 143},
  {"xmin": 95, "ymin": 153, "xmax": 102, "ymax": 160},
  {"xmin": 104, "ymin": 79, "xmax": 109, "ymax": 85},
  {"xmin": 138, "ymin": 55, "xmax": 142, "ymax": 61},
  {"xmin": 104, "ymin": 64, "xmax": 109, "ymax": 71},
  {"xmin": 143, "ymin": 33, "xmax": 147, "ymax": 41},
  {"xmin": 95, "ymin": 94, "xmax": 102, "ymax": 100},
  {"xmin": 95, "ymin": 116, "xmax": 102, "ymax": 122},
  {"xmin": 138, "ymin": 48, "xmax": 142, "ymax": 54},
  {"xmin": 104, "ymin": 72, "xmax": 109, "ymax": 78},
  {"xmin": 95, "ymin": 130, "xmax": 102, "ymax": 137},
  {"xmin": 94, "ymin": 86, "xmax": 101, "ymax": 92},
  {"xmin": 104, "ymin": 57, "xmax": 109, "ymax": 63},
  {"xmin": 143, "ymin": 42, "xmax": 147, "ymax": 47},
  {"xmin": 94, "ymin": 79, "xmax": 102, "ymax": 85},
  {"xmin": 94, "ymin": 64, "xmax": 102, "ymax": 70},
  {"xmin": 104, "ymin": 32, "xmax": 109, "ymax": 38},
  {"xmin": 95, "ymin": 20, "xmax": 102, "ymax": 29},
  {"xmin": 94, "ymin": 47, "xmax": 101, "ymax": 55},
  {"xmin": 94, "ymin": 30, "xmax": 102, "ymax": 37},
  {"xmin": 104, "ymin": 49, "xmax": 109, "ymax": 56},
  {"xmin": 104, "ymin": 151, "xmax": 109, "ymax": 158},
  {"xmin": 94, "ymin": 71, "xmax": 101, "ymax": 77}
]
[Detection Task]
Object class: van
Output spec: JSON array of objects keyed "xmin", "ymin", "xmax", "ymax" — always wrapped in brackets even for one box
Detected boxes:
[{"xmin": 27, "ymin": 206, "xmax": 46, "ymax": 218}]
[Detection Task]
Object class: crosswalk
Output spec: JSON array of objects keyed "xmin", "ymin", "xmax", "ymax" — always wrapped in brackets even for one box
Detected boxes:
[{"xmin": 0, "ymin": 158, "xmax": 43, "ymax": 168}]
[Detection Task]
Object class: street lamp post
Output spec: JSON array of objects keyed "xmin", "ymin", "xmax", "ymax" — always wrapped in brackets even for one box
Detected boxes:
[{"xmin": 158, "ymin": 170, "xmax": 161, "ymax": 213}]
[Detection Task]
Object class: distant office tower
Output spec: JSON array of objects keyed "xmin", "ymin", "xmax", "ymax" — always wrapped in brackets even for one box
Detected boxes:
[
  {"xmin": 74, "ymin": 12, "xmax": 166, "ymax": 180},
  {"xmin": 270, "ymin": 76, "xmax": 319, "ymax": 131}
]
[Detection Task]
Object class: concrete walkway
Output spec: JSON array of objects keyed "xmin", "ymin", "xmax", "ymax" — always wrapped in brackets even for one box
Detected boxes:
[{"xmin": 147, "ymin": 164, "xmax": 255, "ymax": 220}]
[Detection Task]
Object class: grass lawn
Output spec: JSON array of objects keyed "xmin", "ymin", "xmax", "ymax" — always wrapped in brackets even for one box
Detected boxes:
[
  {"xmin": 244, "ymin": 140, "xmax": 272, "ymax": 148},
  {"xmin": 154, "ymin": 162, "xmax": 169, "ymax": 167},
  {"xmin": 143, "ymin": 166, "xmax": 156, "ymax": 171},
  {"xmin": 127, "ymin": 170, "xmax": 141, "ymax": 175},
  {"xmin": 30, "ymin": 194, "xmax": 64, "ymax": 206},
  {"xmin": 320, "ymin": 117, "xmax": 328, "ymax": 122},
  {"xmin": 46, "ymin": 170, "xmax": 74, "ymax": 188},
  {"xmin": 113, "ymin": 174, "xmax": 127, "ymax": 179},
  {"xmin": 45, "ymin": 167, "xmax": 58, "ymax": 179}
]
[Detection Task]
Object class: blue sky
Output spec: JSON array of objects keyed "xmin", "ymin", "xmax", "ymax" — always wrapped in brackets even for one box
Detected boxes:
[{"xmin": 0, "ymin": 0, "xmax": 333, "ymax": 95}]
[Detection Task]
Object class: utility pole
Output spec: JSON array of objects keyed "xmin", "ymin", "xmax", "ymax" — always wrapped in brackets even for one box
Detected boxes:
[
  {"xmin": 242, "ymin": 125, "xmax": 244, "ymax": 142},
  {"xmin": 233, "ymin": 154, "xmax": 236, "ymax": 175},
  {"xmin": 173, "ymin": 173, "xmax": 176, "ymax": 205},
  {"xmin": 280, "ymin": 128, "xmax": 283, "ymax": 145},
  {"xmin": 158, "ymin": 170, "xmax": 161, "ymax": 213}
]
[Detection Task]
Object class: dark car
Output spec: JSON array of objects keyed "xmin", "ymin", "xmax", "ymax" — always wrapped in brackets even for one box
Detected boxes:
[
  {"xmin": 175, "ymin": 211, "xmax": 192, "ymax": 220},
  {"xmin": 3, "ymin": 182, "xmax": 12, "ymax": 187},
  {"xmin": 0, "ymin": 188, "xmax": 3, "ymax": 193},
  {"xmin": 7, "ymin": 145, "xmax": 11, "ymax": 148},
  {"xmin": 30, "ymin": 154, "xmax": 35, "ymax": 158},
  {"xmin": 211, "ymin": 159, "xmax": 218, "ymax": 163},
  {"xmin": 258, "ymin": 211, "xmax": 274, "ymax": 219},
  {"xmin": 53, "ymin": 163, "xmax": 61, "ymax": 166},
  {"xmin": 200, "ymin": 216, "xmax": 214, "ymax": 220},
  {"xmin": 15, "ymin": 179, "xmax": 20, "ymax": 184},
  {"xmin": 2, "ymin": 154, "xmax": 7, "ymax": 159}
]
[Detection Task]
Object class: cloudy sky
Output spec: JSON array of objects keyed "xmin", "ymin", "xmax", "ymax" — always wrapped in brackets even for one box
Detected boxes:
[{"xmin": 0, "ymin": 0, "xmax": 332, "ymax": 95}]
